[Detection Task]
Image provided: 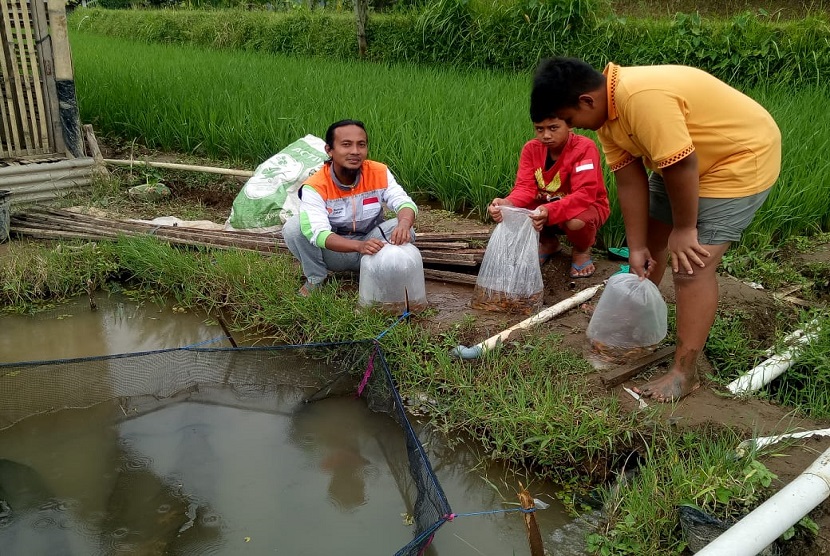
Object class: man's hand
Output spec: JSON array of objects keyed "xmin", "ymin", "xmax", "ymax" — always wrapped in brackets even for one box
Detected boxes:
[
  {"xmin": 529, "ymin": 206, "xmax": 548, "ymax": 232},
  {"xmin": 668, "ymin": 227, "xmax": 710, "ymax": 274},
  {"xmin": 629, "ymin": 247, "xmax": 657, "ymax": 280},
  {"xmin": 488, "ymin": 198, "xmax": 514, "ymax": 223},
  {"xmin": 390, "ymin": 222, "xmax": 412, "ymax": 245},
  {"xmin": 358, "ymin": 238, "xmax": 385, "ymax": 255}
]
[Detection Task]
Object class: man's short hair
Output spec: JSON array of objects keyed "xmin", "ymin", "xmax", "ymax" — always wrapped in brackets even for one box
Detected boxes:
[
  {"xmin": 530, "ymin": 57, "xmax": 604, "ymax": 122},
  {"xmin": 325, "ymin": 119, "xmax": 367, "ymax": 148}
]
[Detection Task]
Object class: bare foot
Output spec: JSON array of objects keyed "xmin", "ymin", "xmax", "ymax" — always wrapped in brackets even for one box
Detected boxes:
[
  {"xmin": 570, "ymin": 249, "xmax": 595, "ymax": 278},
  {"xmin": 632, "ymin": 368, "xmax": 700, "ymax": 402},
  {"xmin": 539, "ymin": 237, "xmax": 563, "ymax": 265},
  {"xmin": 539, "ymin": 237, "xmax": 563, "ymax": 257}
]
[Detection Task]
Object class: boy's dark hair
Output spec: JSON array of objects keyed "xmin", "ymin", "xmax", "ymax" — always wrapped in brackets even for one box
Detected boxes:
[
  {"xmin": 530, "ymin": 57, "xmax": 604, "ymax": 122},
  {"xmin": 325, "ymin": 119, "xmax": 367, "ymax": 148}
]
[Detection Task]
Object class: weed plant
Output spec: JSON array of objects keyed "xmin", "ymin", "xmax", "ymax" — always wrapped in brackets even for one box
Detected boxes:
[{"xmin": 70, "ymin": 32, "xmax": 830, "ymax": 251}]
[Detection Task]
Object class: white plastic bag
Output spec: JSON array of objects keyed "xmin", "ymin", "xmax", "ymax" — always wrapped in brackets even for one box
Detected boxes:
[
  {"xmin": 586, "ymin": 273, "xmax": 667, "ymax": 361},
  {"xmin": 226, "ymin": 134, "xmax": 327, "ymax": 231},
  {"xmin": 471, "ymin": 206, "xmax": 543, "ymax": 314},
  {"xmin": 359, "ymin": 243, "xmax": 427, "ymax": 314}
]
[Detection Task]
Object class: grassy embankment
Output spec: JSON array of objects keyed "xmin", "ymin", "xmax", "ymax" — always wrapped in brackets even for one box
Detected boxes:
[
  {"xmin": 2, "ymin": 27, "xmax": 829, "ymax": 556},
  {"xmin": 5, "ymin": 229, "xmax": 826, "ymax": 553}
]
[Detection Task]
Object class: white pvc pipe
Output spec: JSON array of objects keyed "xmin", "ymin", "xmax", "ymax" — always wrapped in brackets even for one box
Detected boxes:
[
  {"xmin": 696, "ymin": 445, "xmax": 830, "ymax": 556},
  {"xmin": 727, "ymin": 320, "xmax": 821, "ymax": 395},
  {"xmin": 479, "ymin": 284, "xmax": 602, "ymax": 350},
  {"xmin": 736, "ymin": 428, "xmax": 830, "ymax": 458},
  {"xmin": 450, "ymin": 284, "xmax": 602, "ymax": 359}
]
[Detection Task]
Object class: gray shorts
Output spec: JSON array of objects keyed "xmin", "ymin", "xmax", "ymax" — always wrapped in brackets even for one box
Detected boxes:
[{"xmin": 648, "ymin": 173, "xmax": 772, "ymax": 245}]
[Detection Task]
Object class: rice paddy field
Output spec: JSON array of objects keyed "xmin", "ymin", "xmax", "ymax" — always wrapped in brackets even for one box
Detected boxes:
[
  {"xmin": 6, "ymin": 21, "xmax": 827, "ymax": 556},
  {"xmin": 69, "ymin": 31, "xmax": 830, "ymax": 252}
]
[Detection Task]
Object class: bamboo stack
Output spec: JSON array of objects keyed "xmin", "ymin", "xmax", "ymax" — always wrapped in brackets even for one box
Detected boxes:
[{"xmin": 10, "ymin": 208, "xmax": 488, "ymax": 284}]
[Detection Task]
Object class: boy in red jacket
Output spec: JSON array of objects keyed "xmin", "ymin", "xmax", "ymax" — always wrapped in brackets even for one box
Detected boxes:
[{"xmin": 489, "ymin": 117, "xmax": 610, "ymax": 278}]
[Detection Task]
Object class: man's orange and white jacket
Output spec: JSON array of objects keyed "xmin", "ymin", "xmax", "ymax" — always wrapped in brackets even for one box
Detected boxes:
[{"xmin": 298, "ymin": 160, "xmax": 418, "ymax": 248}]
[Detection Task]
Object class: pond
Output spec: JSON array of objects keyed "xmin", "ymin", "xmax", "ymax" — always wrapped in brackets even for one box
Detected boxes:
[{"xmin": 0, "ymin": 294, "xmax": 588, "ymax": 555}]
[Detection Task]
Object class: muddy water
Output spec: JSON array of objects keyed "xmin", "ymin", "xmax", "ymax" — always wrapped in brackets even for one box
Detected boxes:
[{"xmin": 0, "ymin": 294, "xmax": 582, "ymax": 555}]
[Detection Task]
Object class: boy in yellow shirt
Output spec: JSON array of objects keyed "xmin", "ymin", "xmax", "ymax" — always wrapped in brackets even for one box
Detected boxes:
[{"xmin": 531, "ymin": 57, "xmax": 781, "ymax": 402}]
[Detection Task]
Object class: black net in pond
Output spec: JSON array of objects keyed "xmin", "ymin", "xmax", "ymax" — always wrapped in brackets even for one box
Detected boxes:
[{"xmin": 0, "ymin": 340, "xmax": 453, "ymax": 555}]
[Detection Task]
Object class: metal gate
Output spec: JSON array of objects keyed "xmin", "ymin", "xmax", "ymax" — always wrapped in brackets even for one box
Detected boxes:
[{"xmin": 0, "ymin": 0, "xmax": 64, "ymax": 159}]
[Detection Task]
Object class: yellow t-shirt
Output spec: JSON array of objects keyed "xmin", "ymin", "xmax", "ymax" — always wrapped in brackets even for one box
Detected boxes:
[{"xmin": 597, "ymin": 63, "xmax": 781, "ymax": 198}]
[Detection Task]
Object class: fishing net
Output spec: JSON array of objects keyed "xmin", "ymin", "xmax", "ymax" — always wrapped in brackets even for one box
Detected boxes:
[{"xmin": 0, "ymin": 340, "xmax": 452, "ymax": 555}]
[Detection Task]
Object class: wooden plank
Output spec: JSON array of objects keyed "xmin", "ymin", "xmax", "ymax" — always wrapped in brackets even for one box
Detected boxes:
[
  {"xmin": 29, "ymin": 0, "xmax": 61, "ymax": 154},
  {"xmin": 416, "ymin": 231, "xmax": 491, "ymax": 241},
  {"xmin": 415, "ymin": 240, "xmax": 469, "ymax": 250},
  {"xmin": 17, "ymin": 0, "xmax": 48, "ymax": 152},
  {"xmin": 600, "ymin": 346, "xmax": 676, "ymax": 388},
  {"xmin": 2, "ymin": 0, "xmax": 34, "ymax": 153},
  {"xmin": 21, "ymin": 0, "xmax": 49, "ymax": 153},
  {"xmin": 418, "ymin": 249, "xmax": 478, "ymax": 263},
  {"xmin": 421, "ymin": 255, "xmax": 478, "ymax": 267},
  {"xmin": 83, "ymin": 124, "xmax": 109, "ymax": 176},
  {"xmin": 0, "ymin": 0, "xmax": 24, "ymax": 155},
  {"xmin": 424, "ymin": 268, "xmax": 477, "ymax": 286}
]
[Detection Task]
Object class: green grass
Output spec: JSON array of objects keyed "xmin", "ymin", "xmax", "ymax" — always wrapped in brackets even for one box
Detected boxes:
[
  {"xmin": 70, "ymin": 31, "xmax": 830, "ymax": 252},
  {"xmin": 768, "ymin": 314, "xmax": 830, "ymax": 419},
  {"xmin": 587, "ymin": 424, "xmax": 781, "ymax": 555},
  {"xmin": 2, "ymin": 232, "xmax": 826, "ymax": 554}
]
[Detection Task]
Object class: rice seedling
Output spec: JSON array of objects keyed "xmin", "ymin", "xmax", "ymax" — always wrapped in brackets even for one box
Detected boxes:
[{"xmin": 70, "ymin": 31, "xmax": 830, "ymax": 252}]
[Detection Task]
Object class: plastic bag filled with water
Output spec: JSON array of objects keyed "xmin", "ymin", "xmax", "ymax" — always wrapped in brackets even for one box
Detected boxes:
[
  {"xmin": 586, "ymin": 273, "xmax": 667, "ymax": 362},
  {"xmin": 359, "ymin": 243, "xmax": 427, "ymax": 314},
  {"xmin": 471, "ymin": 206, "xmax": 543, "ymax": 315}
]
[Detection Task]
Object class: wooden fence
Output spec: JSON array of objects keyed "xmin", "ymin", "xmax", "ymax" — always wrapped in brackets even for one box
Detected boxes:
[{"xmin": 0, "ymin": 0, "xmax": 66, "ymax": 159}]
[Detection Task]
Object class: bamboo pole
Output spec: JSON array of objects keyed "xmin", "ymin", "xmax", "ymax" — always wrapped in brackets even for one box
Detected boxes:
[
  {"xmin": 11, "ymin": 208, "xmax": 488, "ymax": 271},
  {"xmin": 14, "ymin": 209, "xmax": 281, "ymax": 252},
  {"xmin": 41, "ymin": 209, "xmax": 279, "ymax": 247},
  {"xmin": 104, "ymin": 158, "xmax": 254, "ymax": 178}
]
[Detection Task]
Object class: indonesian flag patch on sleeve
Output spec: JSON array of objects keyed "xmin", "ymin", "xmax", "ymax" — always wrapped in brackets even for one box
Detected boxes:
[{"xmin": 575, "ymin": 160, "xmax": 595, "ymax": 172}]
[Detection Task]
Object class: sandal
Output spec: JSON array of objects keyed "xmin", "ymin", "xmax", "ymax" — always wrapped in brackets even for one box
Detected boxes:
[
  {"xmin": 570, "ymin": 258, "xmax": 595, "ymax": 279},
  {"xmin": 297, "ymin": 280, "xmax": 322, "ymax": 297}
]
